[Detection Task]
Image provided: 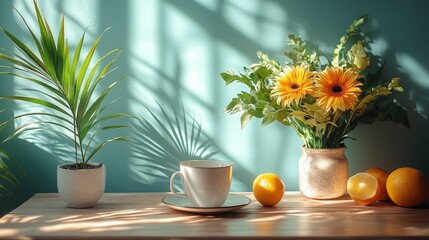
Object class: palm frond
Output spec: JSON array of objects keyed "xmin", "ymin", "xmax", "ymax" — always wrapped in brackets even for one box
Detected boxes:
[
  {"xmin": 0, "ymin": 0, "xmax": 129, "ymax": 167},
  {"xmin": 85, "ymin": 136, "xmax": 128, "ymax": 164},
  {"xmin": 0, "ymin": 144, "xmax": 20, "ymax": 197},
  {"xmin": 77, "ymin": 50, "xmax": 121, "ymax": 120}
]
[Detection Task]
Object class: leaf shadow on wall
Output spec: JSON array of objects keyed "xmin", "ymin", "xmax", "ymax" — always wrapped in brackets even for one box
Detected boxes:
[
  {"xmin": 123, "ymin": 0, "xmax": 276, "ymax": 191},
  {"xmin": 129, "ymin": 101, "xmax": 253, "ymax": 192}
]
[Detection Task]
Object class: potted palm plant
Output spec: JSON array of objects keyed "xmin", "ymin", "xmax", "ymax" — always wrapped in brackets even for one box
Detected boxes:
[{"xmin": 0, "ymin": 0, "xmax": 128, "ymax": 208}]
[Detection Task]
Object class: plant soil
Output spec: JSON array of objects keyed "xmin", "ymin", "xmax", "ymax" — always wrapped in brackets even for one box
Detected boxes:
[{"xmin": 60, "ymin": 163, "xmax": 103, "ymax": 170}]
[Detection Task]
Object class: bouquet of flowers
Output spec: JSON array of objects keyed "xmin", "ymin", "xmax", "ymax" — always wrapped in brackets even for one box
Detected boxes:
[{"xmin": 220, "ymin": 16, "xmax": 409, "ymax": 149}]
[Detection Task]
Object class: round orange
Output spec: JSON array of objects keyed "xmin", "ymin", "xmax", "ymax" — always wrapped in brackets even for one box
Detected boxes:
[
  {"xmin": 252, "ymin": 173, "xmax": 285, "ymax": 207},
  {"xmin": 386, "ymin": 167, "xmax": 429, "ymax": 207},
  {"xmin": 365, "ymin": 167, "xmax": 390, "ymax": 201},
  {"xmin": 347, "ymin": 172, "xmax": 381, "ymax": 206}
]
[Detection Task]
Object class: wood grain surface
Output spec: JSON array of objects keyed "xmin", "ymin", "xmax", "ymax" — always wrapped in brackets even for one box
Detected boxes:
[{"xmin": 1, "ymin": 192, "xmax": 428, "ymax": 239}]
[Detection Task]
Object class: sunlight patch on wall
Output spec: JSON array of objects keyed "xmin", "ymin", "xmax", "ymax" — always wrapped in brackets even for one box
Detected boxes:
[
  {"xmin": 369, "ymin": 38, "xmax": 389, "ymax": 58},
  {"xmin": 127, "ymin": 0, "xmax": 161, "ymax": 113},
  {"xmin": 11, "ymin": 1, "xmax": 41, "ymax": 34},
  {"xmin": 224, "ymin": 0, "xmax": 260, "ymax": 41},
  {"xmin": 164, "ymin": 2, "xmax": 217, "ymax": 133},
  {"xmin": 193, "ymin": 0, "xmax": 219, "ymax": 11},
  {"xmin": 396, "ymin": 53, "xmax": 429, "ymax": 89},
  {"xmin": 178, "ymin": 33, "xmax": 214, "ymax": 117},
  {"xmin": 257, "ymin": 1, "xmax": 288, "ymax": 51},
  {"xmin": 396, "ymin": 52, "xmax": 429, "ymax": 117},
  {"xmin": 62, "ymin": 0, "xmax": 99, "ymax": 43}
]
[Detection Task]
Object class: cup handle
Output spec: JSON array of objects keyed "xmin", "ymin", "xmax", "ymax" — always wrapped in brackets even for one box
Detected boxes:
[{"xmin": 170, "ymin": 171, "xmax": 186, "ymax": 196}]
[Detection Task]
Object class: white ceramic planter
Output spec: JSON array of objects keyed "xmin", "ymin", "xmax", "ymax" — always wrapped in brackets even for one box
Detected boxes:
[
  {"xmin": 298, "ymin": 147, "xmax": 348, "ymax": 199},
  {"xmin": 57, "ymin": 163, "xmax": 106, "ymax": 208}
]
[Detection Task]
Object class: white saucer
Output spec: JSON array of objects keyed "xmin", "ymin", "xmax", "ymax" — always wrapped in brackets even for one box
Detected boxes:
[{"xmin": 162, "ymin": 194, "xmax": 251, "ymax": 214}]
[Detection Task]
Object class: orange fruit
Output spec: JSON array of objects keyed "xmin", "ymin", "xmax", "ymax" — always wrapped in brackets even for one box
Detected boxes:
[
  {"xmin": 347, "ymin": 172, "xmax": 381, "ymax": 206},
  {"xmin": 386, "ymin": 167, "xmax": 429, "ymax": 207},
  {"xmin": 365, "ymin": 167, "xmax": 390, "ymax": 201},
  {"xmin": 253, "ymin": 173, "xmax": 285, "ymax": 207}
]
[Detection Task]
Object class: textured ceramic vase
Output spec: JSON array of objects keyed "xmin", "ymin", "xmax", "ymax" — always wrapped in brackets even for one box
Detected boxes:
[
  {"xmin": 299, "ymin": 147, "xmax": 348, "ymax": 199},
  {"xmin": 57, "ymin": 163, "xmax": 106, "ymax": 208}
]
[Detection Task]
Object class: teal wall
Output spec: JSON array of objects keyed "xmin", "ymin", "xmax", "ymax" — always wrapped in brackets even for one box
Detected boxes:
[{"xmin": 1, "ymin": 0, "xmax": 428, "ymax": 215}]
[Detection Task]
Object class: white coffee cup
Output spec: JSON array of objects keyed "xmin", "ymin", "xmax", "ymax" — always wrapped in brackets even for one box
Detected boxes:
[{"xmin": 170, "ymin": 160, "xmax": 233, "ymax": 207}]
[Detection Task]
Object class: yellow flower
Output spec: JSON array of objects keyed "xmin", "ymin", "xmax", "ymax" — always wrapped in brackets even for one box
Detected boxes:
[
  {"xmin": 271, "ymin": 65, "xmax": 315, "ymax": 107},
  {"xmin": 316, "ymin": 67, "xmax": 363, "ymax": 112}
]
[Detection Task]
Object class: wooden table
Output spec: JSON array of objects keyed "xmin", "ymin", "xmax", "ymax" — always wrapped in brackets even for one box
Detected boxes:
[{"xmin": 0, "ymin": 192, "xmax": 428, "ymax": 239}]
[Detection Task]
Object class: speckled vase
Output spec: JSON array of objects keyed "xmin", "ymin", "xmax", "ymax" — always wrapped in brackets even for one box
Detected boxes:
[{"xmin": 298, "ymin": 147, "xmax": 348, "ymax": 199}]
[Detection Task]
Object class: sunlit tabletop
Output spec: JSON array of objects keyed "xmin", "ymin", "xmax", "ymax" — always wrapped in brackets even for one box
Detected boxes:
[{"xmin": 1, "ymin": 192, "xmax": 428, "ymax": 239}]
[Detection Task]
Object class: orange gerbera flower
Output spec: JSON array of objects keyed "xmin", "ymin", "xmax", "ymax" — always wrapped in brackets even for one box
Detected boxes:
[
  {"xmin": 316, "ymin": 67, "xmax": 363, "ymax": 112},
  {"xmin": 271, "ymin": 65, "xmax": 315, "ymax": 107}
]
